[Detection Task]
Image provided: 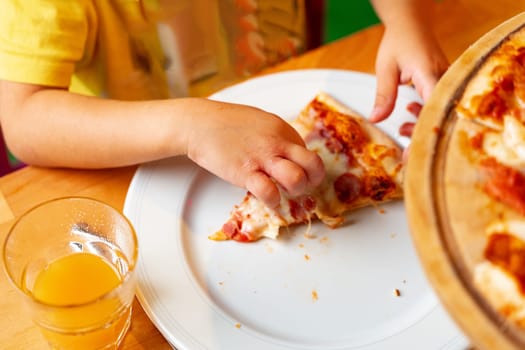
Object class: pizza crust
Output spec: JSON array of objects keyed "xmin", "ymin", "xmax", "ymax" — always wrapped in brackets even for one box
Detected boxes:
[{"xmin": 444, "ymin": 118, "xmax": 493, "ymax": 267}]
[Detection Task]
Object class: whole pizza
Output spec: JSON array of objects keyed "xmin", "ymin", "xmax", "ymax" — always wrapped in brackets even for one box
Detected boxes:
[
  {"xmin": 406, "ymin": 13, "xmax": 525, "ymax": 350},
  {"xmin": 453, "ymin": 27, "xmax": 525, "ymax": 328}
]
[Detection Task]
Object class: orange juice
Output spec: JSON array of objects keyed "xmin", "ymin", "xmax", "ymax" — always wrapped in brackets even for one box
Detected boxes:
[
  {"xmin": 4, "ymin": 197, "xmax": 138, "ymax": 350},
  {"xmin": 34, "ymin": 252, "xmax": 121, "ymax": 305},
  {"xmin": 32, "ymin": 252, "xmax": 132, "ymax": 350}
]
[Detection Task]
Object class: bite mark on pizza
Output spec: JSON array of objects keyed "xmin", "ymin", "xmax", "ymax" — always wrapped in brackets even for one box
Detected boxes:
[{"xmin": 211, "ymin": 92, "xmax": 404, "ymax": 242}]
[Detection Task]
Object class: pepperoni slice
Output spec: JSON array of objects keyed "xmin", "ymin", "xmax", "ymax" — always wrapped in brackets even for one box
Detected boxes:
[
  {"xmin": 363, "ymin": 174, "xmax": 397, "ymax": 201},
  {"xmin": 289, "ymin": 195, "xmax": 316, "ymax": 222},
  {"xmin": 475, "ymin": 88, "xmax": 508, "ymax": 123},
  {"xmin": 220, "ymin": 218, "xmax": 251, "ymax": 242},
  {"xmin": 334, "ymin": 173, "xmax": 361, "ymax": 204},
  {"xmin": 480, "ymin": 157, "xmax": 525, "ymax": 215}
]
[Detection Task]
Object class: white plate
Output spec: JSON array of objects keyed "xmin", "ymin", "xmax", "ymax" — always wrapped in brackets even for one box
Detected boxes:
[{"xmin": 123, "ymin": 69, "xmax": 470, "ymax": 350}]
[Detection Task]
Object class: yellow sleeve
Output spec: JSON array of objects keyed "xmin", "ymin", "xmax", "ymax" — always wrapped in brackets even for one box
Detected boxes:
[{"xmin": 0, "ymin": 0, "xmax": 96, "ymax": 87}]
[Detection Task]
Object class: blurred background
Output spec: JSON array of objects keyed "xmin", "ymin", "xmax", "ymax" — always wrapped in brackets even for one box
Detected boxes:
[
  {"xmin": 324, "ymin": 0, "xmax": 379, "ymax": 43},
  {"xmin": 179, "ymin": 0, "xmax": 380, "ymax": 97}
]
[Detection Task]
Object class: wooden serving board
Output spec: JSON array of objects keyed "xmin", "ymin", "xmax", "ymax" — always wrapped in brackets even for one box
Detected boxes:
[{"xmin": 406, "ymin": 12, "xmax": 525, "ymax": 350}]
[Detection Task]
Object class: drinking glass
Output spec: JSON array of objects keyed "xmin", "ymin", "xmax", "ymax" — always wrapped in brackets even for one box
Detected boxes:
[{"xmin": 3, "ymin": 197, "xmax": 138, "ymax": 350}]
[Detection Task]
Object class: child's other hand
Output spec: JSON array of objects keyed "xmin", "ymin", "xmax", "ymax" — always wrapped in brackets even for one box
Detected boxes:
[
  {"xmin": 369, "ymin": 24, "xmax": 449, "ymax": 124},
  {"xmin": 185, "ymin": 99, "xmax": 325, "ymax": 209}
]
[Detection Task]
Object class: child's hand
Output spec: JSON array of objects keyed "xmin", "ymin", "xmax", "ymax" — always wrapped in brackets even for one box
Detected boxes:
[
  {"xmin": 184, "ymin": 99, "xmax": 325, "ymax": 208},
  {"xmin": 369, "ymin": 22, "xmax": 449, "ymax": 124}
]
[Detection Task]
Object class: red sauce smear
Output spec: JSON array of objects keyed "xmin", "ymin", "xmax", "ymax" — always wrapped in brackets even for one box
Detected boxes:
[
  {"xmin": 485, "ymin": 232, "xmax": 525, "ymax": 294},
  {"xmin": 480, "ymin": 157, "xmax": 525, "ymax": 215}
]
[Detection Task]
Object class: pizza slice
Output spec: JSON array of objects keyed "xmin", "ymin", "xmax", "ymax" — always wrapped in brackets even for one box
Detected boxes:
[
  {"xmin": 451, "ymin": 28, "xmax": 525, "ymax": 217},
  {"xmin": 211, "ymin": 92, "xmax": 404, "ymax": 242},
  {"xmin": 459, "ymin": 117, "xmax": 525, "ymax": 216},
  {"xmin": 456, "ymin": 31, "xmax": 525, "ymax": 131}
]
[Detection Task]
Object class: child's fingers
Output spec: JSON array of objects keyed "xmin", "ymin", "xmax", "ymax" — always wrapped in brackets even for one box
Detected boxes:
[
  {"xmin": 264, "ymin": 156, "xmax": 308, "ymax": 197},
  {"xmin": 399, "ymin": 121, "xmax": 415, "ymax": 137},
  {"xmin": 406, "ymin": 101, "xmax": 422, "ymax": 117},
  {"xmin": 245, "ymin": 144, "xmax": 325, "ymax": 208},
  {"xmin": 370, "ymin": 61, "xmax": 400, "ymax": 123},
  {"xmin": 282, "ymin": 143, "xmax": 325, "ymax": 187},
  {"xmin": 245, "ymin": 171, "xmax": 281, "ymax": 209},
  {"xmin": 412, "ymin": 71, "xmax": 439, "ymax": 102}
]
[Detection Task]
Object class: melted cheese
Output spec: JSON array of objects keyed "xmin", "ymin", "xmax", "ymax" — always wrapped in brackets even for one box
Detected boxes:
[
  {"xmin": 474, "ymin": 219, "xmax": 525, "ymax": 323},
  {"xmin": 483, "ymin": 116, "xmax": 525, "ymax": 170},
  {"xmin": 503, "ymin": 116, "xmax": 525, "ymax": 160},
  {"xmin": 305, "ymin": 138, "xmax": 358, "ymax": 221},
  {"xmin": 474, "ymin": 261, "xmax": 525, "ymax": 321},
  {"xmin": 486, "ymin": 219, "xmax": 525, "ymax": 242},
  {"xmin": 236, "ymin": 193, "xmax": 286, "ymax": 240}
]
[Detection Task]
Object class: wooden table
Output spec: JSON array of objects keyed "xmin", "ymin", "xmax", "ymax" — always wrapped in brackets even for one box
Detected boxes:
[{"xmin": 1, "ymin": 1, "xmax": 524, "ymax": 349}]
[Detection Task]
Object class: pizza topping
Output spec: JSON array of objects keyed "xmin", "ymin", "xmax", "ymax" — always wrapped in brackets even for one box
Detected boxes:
[
  {"xmin": 470, "ymin": 132, "xmax": 484, "ymax": 150},
  {"xmin": 461, "ymin": 44, "xmax": 525, "ymax": 128},
  {"xmin": 309, "ymin": 98, "xmax": 370, "ymax": 153},
  {"xmin": 363, "ymin": 172, "xmax": 398, "ymax": 201},
  {"xmin": 515, "ymin": 46, "xmax": 525, "ymax": 66},
  {"xmin": 496, "ymin": 74, "xmax": 515, "ymax": 93},
  {"xmin": 515, "ymin": 77, "xmax": 525, "ymax": 107},
  {"xmin": 478, "ymin": 116, "xmax": 525, "ymax": 172},
  {"xmin": 211, "ymin": 190, "xmax": 289, "ymax": 242},
  {"xmin": 288, "ymin": 195, "xmax": 316, "ymax": 222},
  {"xmin": 217, "ymin": 216, "xmax": 251, "ymax": 242},
  {"xmin": 484, "ymin": 232, "xmax": 525, "ymax": 294},
  {"xmin": 480, "ymin": 157, "xmax": 525, "ymax": 215},
  {"xmin": 472, "ymin": 86, "xmax": 509, "ymax": 124},
  {"xmin": 333, "ymin": 173, "xmax": 361, "ymax": 204},
  {"xmin": 502, "ymin": 116, "xmax": 525, "ymax": 161},
  {"xmin": 333, "ymin": 168, "xmax": 397, "ymax": 204},
  {"xmin": 326, "ymin": 116, "xmax": 369, "ymax": 153},
  {"xmin": 322, "ymin": 129, "xmax": 346, "ymax": 154},
  {"xmin": 363, "ymin": 144, "xmax": 395, "ymax": 165}
]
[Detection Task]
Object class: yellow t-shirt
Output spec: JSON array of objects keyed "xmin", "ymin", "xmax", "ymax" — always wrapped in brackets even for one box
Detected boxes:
[
  {"xmin": 0, "ymin": 0, "xmax": 170, "ymax": 100},
  {"xmin": 0, "ymin": 0, "xmax": 308, "ymax": 99}
]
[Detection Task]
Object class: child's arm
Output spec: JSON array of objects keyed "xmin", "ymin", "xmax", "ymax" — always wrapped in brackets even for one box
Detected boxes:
[
  {"xmin": 369, "ymin": 0, "xmax": 449, "ymax": 123},
  {"xmin": 0, "ymin": 80, "xmax": 325, "ymax": 208}
]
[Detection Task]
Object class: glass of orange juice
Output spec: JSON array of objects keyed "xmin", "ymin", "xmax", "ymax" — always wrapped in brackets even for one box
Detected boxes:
[{"xmin": 3, "ymin": 196, "xmax": 138, "ymax": 350}]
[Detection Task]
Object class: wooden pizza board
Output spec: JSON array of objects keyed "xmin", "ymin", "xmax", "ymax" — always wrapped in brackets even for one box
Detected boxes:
[{"xmin": 406, "ymin": 12, "xmax": 525, "ymax": 350}]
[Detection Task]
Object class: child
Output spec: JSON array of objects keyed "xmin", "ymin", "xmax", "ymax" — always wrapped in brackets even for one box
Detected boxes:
[{"xmin": 0, "ymin": 0, "xmax": 448, "ymax": 208}]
